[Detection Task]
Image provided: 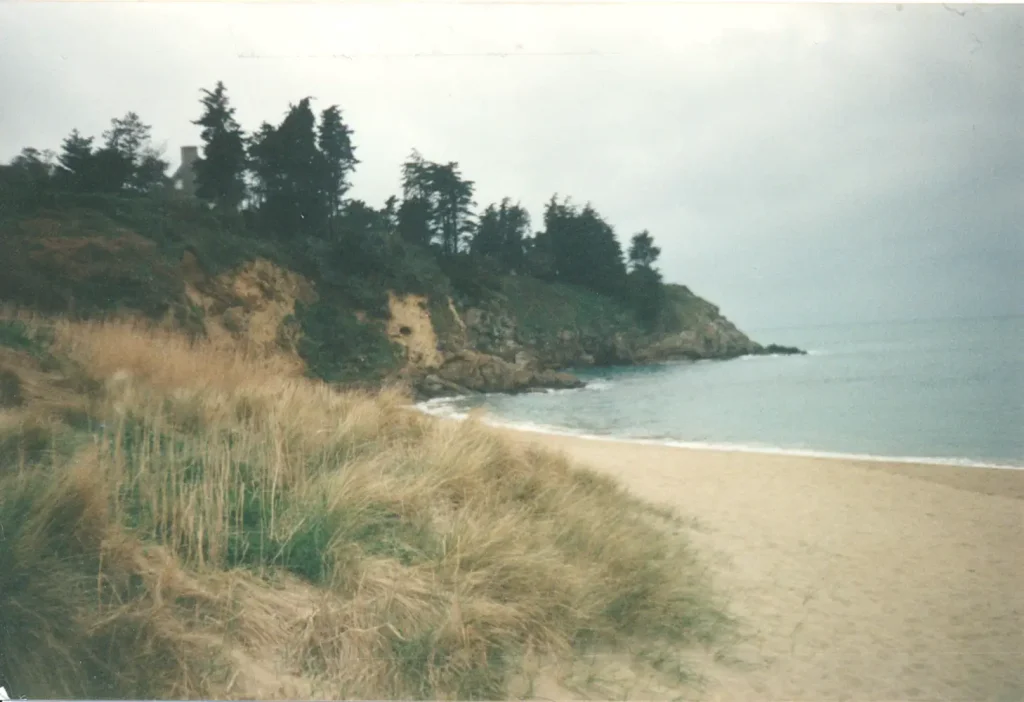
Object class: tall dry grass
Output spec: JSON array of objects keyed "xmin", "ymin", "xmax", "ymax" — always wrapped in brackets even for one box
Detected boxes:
[{"xmin": 0, "ymin": 314, "xmax": 732, "ymax": 700}]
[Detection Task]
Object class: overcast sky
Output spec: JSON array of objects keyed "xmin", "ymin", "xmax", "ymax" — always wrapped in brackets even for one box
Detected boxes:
[{"xmin": 1, "ymin": 1, "xmax": 1021, "ymax": 330}]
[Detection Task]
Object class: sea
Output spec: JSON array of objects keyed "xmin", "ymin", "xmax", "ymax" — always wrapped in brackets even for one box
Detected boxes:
[{"xmin": 416, "ymin": 315, "xmax": 1024, "ymax": 469}]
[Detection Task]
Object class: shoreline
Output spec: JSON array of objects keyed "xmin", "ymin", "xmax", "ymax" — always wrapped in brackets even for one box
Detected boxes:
[
  {"xmin": 414, "ymin": 402, "xmax": 1024, "ymax": 473},
  {"xmin": 495, "ymin": 424, "xmax": 1024, "ymax": 700},
  {"xmin": 409, "ymin": 345, "xmax": 807, "ymax": 407}
]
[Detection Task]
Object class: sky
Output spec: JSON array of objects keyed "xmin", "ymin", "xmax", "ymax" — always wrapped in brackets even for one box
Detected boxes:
[{"xmin": 1, "ymin": 1, "xmax": 1021, "ymax": 331}]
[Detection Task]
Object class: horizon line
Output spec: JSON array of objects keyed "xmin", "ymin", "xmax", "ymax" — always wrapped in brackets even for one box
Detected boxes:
[{"xmin": 746, "ymin": 312, "xmax": 1024, "ymax": 334}]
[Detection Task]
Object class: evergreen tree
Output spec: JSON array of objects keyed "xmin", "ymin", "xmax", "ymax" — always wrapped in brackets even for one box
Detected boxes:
[
  {"xmin": 340, "ymin": 199, "xmax": 386, "ymax": 240},
  {"xmin": 542, "ymin": 195, "xmax": 626, "ymax": 296},
  {"xmin": 523, "ymin": 231, "xmax": 556, "ymax": 280},
  {"xmin": 103, "ymin": 112, "xmax": 149, "ymax": 166},
  {"xmin": 627, "ymin": 230, "xmax": 665, "ymax": 326},
  {"xmin": 248, "ymin": 98, "xmax": 328, "ymax": 238},
  {"xmin": 627, "ymin": 230, "xmax": 661, "ymax": 270},
  {"xmin": 56, "ymin": 130, "xmax": 96, "ymax": 191},
  {"xmin": 318, "ymin": 105, "xmax": 358, "ymax": 233},
  {"xmin": 382, "ymin": 195, "xmax": 400, "ymax": 235},
  {"xmin": 278, "ymin": 98, "xmax": 328, "ymax": 234},
  {"xmin": 134, "ymin": 150, "xmax": 171, "ymax": 193},
  {"xmin": 89, "ymin": 146, "xmax": 133, "ymax": 193},
  {"xmin": 193, "ymin": 81, "xmax": 247, "ymax": 210},
  {"xmin": 578, "ymin": 203, "xmax": 627, "ymax": 297},
  {"xmin": 397, "ymin": 196, "xmax": 432, "ymax": 248},
  {"xmin": 397, "ymin": 151, "xmax": 433, "ymax": 245},
  {"xmin": 2, "ymin": 148, "xmax": 55, "ymax": 194},
  {"xmin": 431, "ymin": 161, "xmax": 475, "ymax": 256},
  {"xmin": 246, "ymin": 122, "xmax": 278, "ymax": 210},
  {"xmin": 99, "ymin": 112, "xmax": 168, "ymax": 193},
  {"xmin": 397, "ymin": 151, "xmax": 475, "ymax": 255},
  {"xmin": 11, "ymin": 148, "xmax": 54, "ymax": 182},
  {"xmin": 542, "ymin": 194, "xmax": 574, "ymax": 278},
  {"xmin": 474, "ymin": 204, "xmax": 503, "ymax": 259},
  {"xmin": 401, "ymin": 150, "xmax": 433, "ymax": 201},
  {"xmin": 472, "ymin": 197, "xmax": 530, "ymax": 272}
]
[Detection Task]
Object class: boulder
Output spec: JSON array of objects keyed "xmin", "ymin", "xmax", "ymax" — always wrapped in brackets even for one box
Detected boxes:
[
  {"xmin": 532, "ymin": 369, "xmax": 585, "ymax": 391},
  {"xmin": 416, "ymin": 373, "xmax": 471, "ymax": 400},
  {"xmin": 757, "ymin": 343, "xmax": 807, "ymax": 356}
]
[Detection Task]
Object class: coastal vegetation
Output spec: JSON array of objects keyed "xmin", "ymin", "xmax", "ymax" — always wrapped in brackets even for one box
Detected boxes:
[{"xmin": 0, "ymin": 312, "xmax": 733, "ymax": 699}]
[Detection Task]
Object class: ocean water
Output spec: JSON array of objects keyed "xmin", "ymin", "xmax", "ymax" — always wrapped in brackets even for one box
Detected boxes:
[{"xmin": 417, "ymin": 315, "xmax": 1024, "ymax": 468}]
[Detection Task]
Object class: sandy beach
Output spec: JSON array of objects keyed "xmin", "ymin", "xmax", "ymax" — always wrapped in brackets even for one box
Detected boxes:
[{"xmin": 501, "ymin": 428, "xmax": 1024, "ymax": 701}]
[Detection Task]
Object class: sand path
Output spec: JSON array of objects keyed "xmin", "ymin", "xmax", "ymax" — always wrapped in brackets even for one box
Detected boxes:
[{"xmin": 505, "ymin": 430, "xmax": 1024, "ymax": 701}]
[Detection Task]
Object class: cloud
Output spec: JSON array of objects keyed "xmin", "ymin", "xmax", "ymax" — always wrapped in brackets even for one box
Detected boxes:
[{"xmin": 1, "ymin": 2, "xmax": 1020, "ymax": 329}]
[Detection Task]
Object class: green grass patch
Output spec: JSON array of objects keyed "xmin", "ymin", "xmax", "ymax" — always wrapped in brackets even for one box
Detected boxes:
[
  {"xmin": 295, "ymin": 299, "xmax": 402, "ymax": 384},
  {"xmin": 108, "ymin": 414, "xmax": 439, "ymax": 584}
]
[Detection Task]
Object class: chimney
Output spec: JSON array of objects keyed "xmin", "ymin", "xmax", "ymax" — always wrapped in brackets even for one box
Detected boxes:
[{"xmin": 173, "ymin": 145, "xmax": 200, "ymax": 197}]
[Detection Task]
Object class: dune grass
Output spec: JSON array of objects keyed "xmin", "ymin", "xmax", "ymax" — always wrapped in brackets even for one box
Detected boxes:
[{"xmin": 0, "ymin": 312, "xmax": 732, "ymax": 700}]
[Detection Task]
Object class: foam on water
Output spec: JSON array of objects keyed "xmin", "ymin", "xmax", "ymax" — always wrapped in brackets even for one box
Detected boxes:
[{"xmin": 412, "ymin": 400, "xmax": 1024, "ymax": 471}]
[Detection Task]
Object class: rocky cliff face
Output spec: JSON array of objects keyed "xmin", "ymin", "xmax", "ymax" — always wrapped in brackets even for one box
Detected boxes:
[
  {"xmin": 383, "ymin": 292, "xmax": 586, "ymax": 400},
  {"xmin": 403, "ymin": 280, "xmax": 802, "ymax": 399}
]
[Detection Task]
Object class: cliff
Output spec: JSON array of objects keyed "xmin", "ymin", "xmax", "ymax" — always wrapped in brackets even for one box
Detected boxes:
[
  {"xmin": 0, "ymin": 194, "xmax": 801, "ymax": 400},
  {"xmin": 405, "ymin": 277, "xmax": 801, "ymax": 398}
]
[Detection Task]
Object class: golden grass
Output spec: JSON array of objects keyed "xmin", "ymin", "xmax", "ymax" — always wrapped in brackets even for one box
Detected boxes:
[{"xmin": 0, "ymin": 313, "xmax": 732, "ymax": 700}]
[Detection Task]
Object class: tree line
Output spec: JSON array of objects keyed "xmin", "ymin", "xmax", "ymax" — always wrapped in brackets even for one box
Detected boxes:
[{"xmin": 1, "ymin": 81, "xmax": 667, "ymax": 324}]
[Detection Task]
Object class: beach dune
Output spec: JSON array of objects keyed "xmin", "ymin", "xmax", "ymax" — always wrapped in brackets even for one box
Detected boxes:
[{"xmin": 501, "ymin": 428, "xmax": 1024, "ymax": 701}]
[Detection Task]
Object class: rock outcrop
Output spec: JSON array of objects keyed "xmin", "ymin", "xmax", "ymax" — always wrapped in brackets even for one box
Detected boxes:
[
  {"xmin": 407, "ymin": 281, "xmax": 804, "ymax": 398},
  {"xmin": 429, "ymin": 350, "xmax": 583, "ymax": 398},
  {"xmin": 757, "ymin": 343, "xmax": 807, "ymax": 356},
  {"xmin": 634, "ymin": 317, "xmax": 760, "ymax": 362}
]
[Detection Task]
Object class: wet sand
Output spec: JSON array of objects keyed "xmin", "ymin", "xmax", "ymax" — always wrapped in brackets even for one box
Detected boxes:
[{"xmin": 503, "ymin": 428, "xmax": 1024, "ymax": 701}]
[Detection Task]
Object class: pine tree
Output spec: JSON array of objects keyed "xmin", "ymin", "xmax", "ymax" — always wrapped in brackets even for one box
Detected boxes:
[
  {"xmin": 248, "ymin": 99, "xmax": 328, "ymax": 238},
  {"xmin": 401, "ymin": 150, "xmax": 433, "ymax": 202},
  {"xmin": 398, "ymin": 151, "xmax": 475, "ymax": 255},
  {"xmin": 3, "ymin": 148, "xmax": 55, "ymax": 193},
  {"xmin": 431, "ymin": 162, "xmax": 475, "ymax": 256},
  {"xmin": 474, "ymin": 204, "xmax": 503, "ymax": 259},
  {"xmin": 627, "ymin": 230, "xmax": 665, "ymax": 326},
  {"xmin": 627, "ymin": 231, "xmax": 660, "ymax": 270},
  {"xmin": 134, "ymin": 150, "xmax": 171, "ymax": 193},
  {"xmin": 318, "ymin": 105, "xmax": 358, "ymax": 233},
  {"xmin": 103, "ymin": 112, "xmax": 149, "ymax": 166},
  {"xmin": 246, "ymin": 122, "xmax": 278, "ymax": 210},
  {"xmin": 523, "ymin": 231, "xmax": 556, "ymax": 279},
  {"xmin": 98, "ymin": 112, "xmax": 168, "ymax": 193},
  {"xmin": 193, "ymin": 81, "xmax": 247, "ymax": 210},
  {"xmin": 56, "ymin": 130, "xmax": 95, "ymax": 191},
  {"xmin": 397, "ymin": 197, "xmax": 432, "ymax": 247},
  {"xmin": 578, "ymin": 203, "xmax": 627, "ymax": 297},
  {"xmin": 542, "ymin": 195, "xmax": 627, "ymax": 297},
  {"xmin": 472, "ymin": 197, "xmax": 530, "ymax": 272}
]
